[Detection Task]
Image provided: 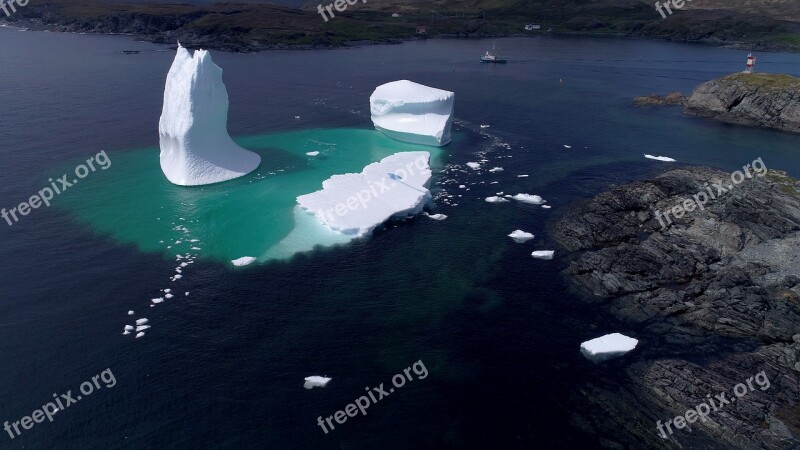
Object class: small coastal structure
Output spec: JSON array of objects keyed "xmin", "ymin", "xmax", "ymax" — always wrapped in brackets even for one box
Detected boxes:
[{"xmin": 745, "ymin": 53, "xmax": 757, "ymax": 73}]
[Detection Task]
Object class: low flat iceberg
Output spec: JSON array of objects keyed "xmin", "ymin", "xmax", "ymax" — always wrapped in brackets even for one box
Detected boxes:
[
  {"xmin": 508, "ymin": 230, "xmax": 534, "ymax": 243},
  {"xmin": 644, "ymin": 154, "xmax": 676, "ymax": 162},
  {"xmin": 513, "ymin": 194, "xmax": 546, "ymax": 205},
  {"xmin": 580, "ymin": 333, "xmax": 638, "ymax": 363},
  {"xmin": 158, "ymin": 43, "xmax": 261, "ymax": 186},
  {"xmin": 231, "ymin": 256, "xmax": 257, "ymax": 267},
  {"xmin": 370, "ymin": 80, "xmax": 454, "ymax": 146},
  {"xmin": 531, "ymin": 250, "xmax": 554, "ymax": 260},
  {"xmin": 304, "ymin": 376, "xmax": 332, "ymax": 389},
  {"xmin": 297, "ymin": 152, "xmax": 432, "ymax": 237}
]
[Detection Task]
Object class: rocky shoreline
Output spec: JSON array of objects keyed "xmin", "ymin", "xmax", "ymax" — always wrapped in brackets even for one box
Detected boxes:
[
  {"xmin": 553, "ymin": 166, "xmax": 800, "ymax": 448},
  {"xmin": 636, "ymin": 73, "xmax": 800, "ymax": 134}
]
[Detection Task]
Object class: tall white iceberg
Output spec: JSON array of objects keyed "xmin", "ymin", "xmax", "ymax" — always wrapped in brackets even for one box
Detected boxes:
[
  {"xmin": 158, "ymin": 43, "xmax": 261, "ymax": 186},
  {"xmin": 370, "ymin": 80, "xmax": 454, "ymax": 146}
]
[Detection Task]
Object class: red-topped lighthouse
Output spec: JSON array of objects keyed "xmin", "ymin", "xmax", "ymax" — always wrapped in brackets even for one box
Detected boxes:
[{"xmin": 745, "ymin": 53, "xmax": 756, "ymax": 74}]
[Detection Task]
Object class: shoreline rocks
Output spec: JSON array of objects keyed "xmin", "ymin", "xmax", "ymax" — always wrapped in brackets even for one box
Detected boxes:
[{"xmin": 554, "ymin": 166, "xmax": 800, "ymax": 448}]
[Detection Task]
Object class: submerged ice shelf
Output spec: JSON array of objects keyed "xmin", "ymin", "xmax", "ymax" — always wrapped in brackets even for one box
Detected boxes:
[
  {"xmin": 370, "ymin": 80, "xmax": 455, "ymax": 147},
  {"xmin": 159, "ymin": 43, "xmax": 261, "ymax": 186}
]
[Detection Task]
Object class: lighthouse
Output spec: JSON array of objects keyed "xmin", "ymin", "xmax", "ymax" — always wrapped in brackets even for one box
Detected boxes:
[{"xmin": 745, "ymin": 53, "xmax": 756, "ymax": 74}]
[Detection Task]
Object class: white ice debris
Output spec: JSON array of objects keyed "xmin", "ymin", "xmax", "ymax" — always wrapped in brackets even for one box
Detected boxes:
[
  {"xmin": 512, "ymin": 194, "xmax": 546, "ymax": 205},
  {"xmin": 158, "ymin": 43, "xmax": 261, "ymax": 186},
  {"xmin": 370, "ymin": 80, "xmax": 454, "ymax": 146},
  {"xmin": 424, "ymin": 212, "xmax": 448, "ymax": 221},
  {"xmin": 489, "ymin": 167, "xmax": 504, "ymax": 173},
  {"xmin": 124, "ymin": 325, "xmax": 134, "ymax": 332},
  {"xmin": 128, "ymin": 310, "xmax": 134, "ymax": 316},
  {"xmin": 165, "ymin": 293, "xmax": 174, "ymax": 299},
  {"xmin": 508, "ymin": 230, "xmax": 535, "ymax": 243},
  {"xmin": 644, "ymin": 154, "xmax": 676, "ymax": 162},
  {"xmin": 580, "ymin": 333, "xmax": 638, "ymax": 362},
  {"xmin": 136, "ymin": 318, "xmax": 149, "ymax": 325},
  {"xmin": 152, "ymin": 298, "xmax": 164, "ymax": 304},
  {"xmin": 485, "ymin": 196, "xmax": 510, "ymax": 203},
  {"xmin": 542, "ymin": 205, "xmax": 552, "ymax": 209},
  {"xmin": 480, "ymin": 124, "xmax": 490, "ymax": 128},
  {"xmin": 231, "ymin": 256, "xmax": 257, "ymax": 267},
  {"xmin": 304, "ymin": 376, "xmax": 332, "ymax": 389},
  {"xmin": 135, "ymin": 332, "xmax": 145, "ymax": 339},
  {"xmin": 136, "ymin": 325, "xmax": 151, "ymax": 332},
  {"xmin": 517, "ymin": 175, "xmax": 529, "ymax": 178},
  {"xmin": 306, "ymin": 151, "xmax": 320, "ymax": 156},
  {"xmin": 297, "ymin": 152, "xmax": 432, "ymax": 237},
  {"xmin": 564, "ymin": 145, "xmax": 572, "ymax": 149},
  {"xmin": 531, "ymin": 250, "xmax": 555, "ymax": 260},
  {"xmin": 466, "ymin": 162, "xmax": 481, "ymax": 170}
]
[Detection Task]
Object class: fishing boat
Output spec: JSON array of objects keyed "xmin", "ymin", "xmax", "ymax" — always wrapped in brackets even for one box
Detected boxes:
[{"xmin": 480, "ymin": 43, "xmax": 507, "ymax": 63}]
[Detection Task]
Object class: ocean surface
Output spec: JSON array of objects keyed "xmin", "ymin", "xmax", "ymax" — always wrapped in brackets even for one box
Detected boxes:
[{"xmin": 1, "ymin": 27, "xmax": 799, "ymax": 449}]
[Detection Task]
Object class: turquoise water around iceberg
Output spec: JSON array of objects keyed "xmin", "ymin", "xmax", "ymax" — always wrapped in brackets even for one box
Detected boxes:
[{"xmin": 58, "ymin": 128, "xmax": 443, "ymax": 263}]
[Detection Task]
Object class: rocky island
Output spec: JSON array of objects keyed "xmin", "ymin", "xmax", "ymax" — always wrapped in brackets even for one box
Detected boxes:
[
  {"xmin": 554, "ymin": 166, "xmax": 800, "ymax": 448},
  {"xmin": 685, "ymin": 73, "xmax": 800, "ymax": 133}
]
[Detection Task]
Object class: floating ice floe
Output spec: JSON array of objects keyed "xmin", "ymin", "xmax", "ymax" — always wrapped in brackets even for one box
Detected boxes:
[
  {"xmin": 151, "ymin": 298, "xmax": 164, "ymax": 304},
  {"xmin": 370, "ymin": 80, "xmax": 454, "ymax": 146},
  {"xmin": 136, "ymin": 325, "xmax": 151, "ymax": 332},
  {"xmin": 489, "ymin": 167, "xmax": 504, "ymax": 173},
  {"xmin": 158, "ymin": 43, "xmax": 261, "ymax": 186},
  {"xmin": 124, "ymin": 325, "xmax": 134, "ymax": 333},
  {"xmin": 644, "ymin": 154, "xmax": 676, "ymax": 162},
  {"xmin": 128, "ymin": 310, "xmax": 134, "ymax": 316},
  {"xmin": 135, "ymin": 332, "xmax": 145, "ymax": 339},
  {"xmin": 424, "ymin": 212, "xmax": 448, "ymax": 221},
  {"xmin": 232, "ymin": 256, "xmax": 257, "ymax": 267},
  {"xmin": 165, "ymin": 293, "xmax": 174, "ymax": 299},
  {"xmin": 485, "ymin": 196, "xmax": 510, "ymax": 203},
  {"xmin": 508, "ymin": 230, "xmax": 535, "ymax": 243},
  {"xmin": 542, "ymin": 205, "xmax": 552, "ymax": 209},
  {"xmin": 580, "ymin": 333, "xmax": 638, "ymax": 363},
  {"xmin": 297, "ymin": 152, "xmax": 432, "ymax": 237},
  {"xmin": 304, "ymin": 376, "xmax": 332, "ymax": 389},
  {"xmin": 531, "ymin": 250, "xmax": 555, "ymax": 260},
  {"xmin": 466, "ymin": 162, "xmax": 481, "ymax": 170},
  {"xmin": 136, "ymin": 318, "xmax": 149, "ymax": 325},
  {"xmin": 480, "ymin": 124, "xmax": 490, "ymax": 128},
  {"xmin": 564, "ymin": 145, "xmax": 572, "ymax": 149},
  {"xmin": 306, "ymin": 151, "xmax": 320, "ymax": 156},
  {"xmin": 512, "ymin": 194, "xmax": 546, "ymax": 205},
  {"xmin": 517, "ymin": 175, "xmax": 529, "ymax": 178}
]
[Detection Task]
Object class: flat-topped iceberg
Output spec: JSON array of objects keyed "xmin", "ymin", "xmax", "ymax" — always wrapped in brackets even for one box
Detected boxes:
[
  {"xmin": 304, "ymin": 376, "xmax": 332, "ymax": 389},
  {"xmin": 508, "ymin": 230, "xmax": 535, "ymax": 243},
  {"xmin": 297, "ymin": 152, "xmax": 432, "ymax": 237},
  {"xmin": 370, "ymin": 80, "xmax": 454, "ymax": 146},
  {"xmin": 159, "ymin": 43, "xmax": 261, "ymax": 186},
  {"xmin": 580, "ymin": 333, "xmax": 638, "ymax": 363}
]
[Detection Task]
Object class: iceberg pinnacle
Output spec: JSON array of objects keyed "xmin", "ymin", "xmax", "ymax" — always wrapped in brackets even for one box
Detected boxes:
[
  {"xmin": 158, "ymin": 43, "xmax": 261, "ymax": 186},
  {"xmin": 370, "ymin": 80, "xmax": 454, "ymax": 146}
]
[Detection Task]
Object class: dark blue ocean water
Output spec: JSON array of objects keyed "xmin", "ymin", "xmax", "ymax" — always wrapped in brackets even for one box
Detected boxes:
[{"xmin": 1, "ymin": 28, "xmax": 799, "ymax": 449}]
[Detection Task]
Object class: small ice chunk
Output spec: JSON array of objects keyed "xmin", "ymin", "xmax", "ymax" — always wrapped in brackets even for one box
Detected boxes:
[
  {"xmin": 517, "ymin": 174, "xmax": 529, "ymax": 178},
  {"xmin": 489, "ymin": 167, "xmax": 504, "ymax": 173},
  {"xmin": 508, "ymin": 230, "xmax": 535, "ymax": 243},
  {"xmin": 304, "ymin": 376, "xmax": 332, "ymax": 389},
  {"xmin": 644, "ymin": 154, "xmax": 676, "ymax": 162},
  {"xmin": 306, "ymin": 151, "xmax": 320, "ymax": 156},
  {"xmin": 580, "ymin": 333, "xmax": 638, "ymax": 362},
  {"xmin": 123, "ymin": 330, "xmax": 130, "ymax": 335},
  {"xmin": 232, "ymin": 256, "xmax": 257, "ymax": 267},
  {"xmin": 124, "ymin": 325, "xmax": 134, "ymax": 332},
  {"xmin": 165, "ymin": 293, "xmax": 174, "ymax": 299},
  {"xmin": 128, "ymin": 310, "xmax": 134, "ymax": 316},
  {"xmin": 135, "ymin": 332, "xmax": 145, "ymax": 339},
  {"xmin": 485, "ymin": 196, "xmax": 510, "ymax": 203},
  {"xmin": 152, "ymin": 297, "xmax": 164, "ymax": 304},
  {"xmin": 531, "ymin": 250, "xmax": 555, "ymax": 260},
  {"xmin": 136, "ymin": 325, "xmax": 151, "ymax": 332},
  {"xmin": 425, "ymin": 213, "xmax": 448, "ymax": 221},
  {"xmin": 185, "ymin": 292, "xmax": 190, "ymax": 296},
  {"xmin": 466, "ymin": 162, "xmax": 481, "ymax": 170},
  {"xmin": 480, "ymin": 124, "xmax": 490, "ymax": 128},
  {"xmin": 173, "ymin": 274, "xmax": 183, "ymax": 280},
  {"xmin": 512, "ymin": 194, "xmax": 546, "ymax": 205},
  {"xmin": 564, "ymin": 145, "xmax": 572, "ymax": 149},
  {"xmin": 542, "ymin": 205, "xmax": 552, "ymax": 209},
  {"xmin": 136, "ymin": 318, "xmax": 149, "ymax": 325}
]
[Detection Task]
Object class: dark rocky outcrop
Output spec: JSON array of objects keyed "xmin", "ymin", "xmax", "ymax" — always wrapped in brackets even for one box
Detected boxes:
[
  {"xmin": 684, "ymin": 73, "xmax": 800, "ymax": 133},
  {"xmin": 634, "ymin": 92, "xmax": 687, "ymax": 106},
  {"xmin": 554, "ymin": 167, "xmax": 800, "ymax": 449}
]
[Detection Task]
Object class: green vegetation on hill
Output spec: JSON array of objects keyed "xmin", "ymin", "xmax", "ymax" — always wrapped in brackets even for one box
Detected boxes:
[{"xmin": 3, "ymin": 0, "xmax": 800, "ymax": 52}]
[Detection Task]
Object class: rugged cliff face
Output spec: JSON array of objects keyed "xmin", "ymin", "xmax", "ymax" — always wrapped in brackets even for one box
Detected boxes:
[
  {"xmin": 553, "ymin": 167, "xmax": 800, "ymax": 449},
  {"xmin": 684, "ymin": 73, "xmax": 800, "ymax": 133}
]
